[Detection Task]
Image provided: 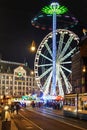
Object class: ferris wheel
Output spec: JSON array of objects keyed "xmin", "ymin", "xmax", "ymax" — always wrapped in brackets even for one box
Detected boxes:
[{"xmin": 34, "ymin": 29, "xmax": 79, "ymax": 97}]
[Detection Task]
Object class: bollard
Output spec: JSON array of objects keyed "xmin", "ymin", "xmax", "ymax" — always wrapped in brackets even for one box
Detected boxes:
[{"xmin": 2, "ymin": 119, "xmax": 11, "ymax": 130}]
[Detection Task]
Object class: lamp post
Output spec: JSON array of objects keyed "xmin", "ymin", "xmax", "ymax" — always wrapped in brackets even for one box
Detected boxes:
[
  {"xmin": 82, "ymin": 65, "xmax": 87, "ymax": 93},
  {"xmin": 30, "ymin": 70, "xmax": 35, "ymax": 95}
]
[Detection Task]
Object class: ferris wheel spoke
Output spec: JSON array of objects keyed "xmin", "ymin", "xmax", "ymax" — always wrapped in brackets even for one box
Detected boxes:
[
  {"xmin": 60, "ymin": 67, "xmax": 72, "ymax": 93},
  {"xmin": 38, "ymin": 63, "xmax": 52, "ymax": 67},
  {"xmin": 39, "ymin": 66, "xmax": 52, "ymax": 79},
  {"xmin": 57, "ymin": 79, "xmax": 64, "ymax": 96},
  {"xmin": 40, "ymin": 53, "xmax": 52, "ymax": 62},
  {"xmin": 59, "ymin": 35, "xmax": 74, "ymax": 59},
  {"xmin": 57, "ymin": 32, "xmax": 65, "ymax": 57},
  {"xmin": 45, "ymin": 42, "xmax": 52, "ymax": 57},
  {"xmin": 67, "ymin": 82, "xmax": 72, "ymax": 92},
  {"xmin": 43, "ymin": 71, "xmax": 52, "ymax": 95},
  {"xmin": 56, "ymin": 67, "xmax": 64, "ymax": 96},
  {"xmin": 61, "ymin": 61, "xmax": 71, "ymax": 64},
  {"xmin": 60, "ymin": 47, "xmax": 76, "ymax": 62},
  {"xmin": 61, "ymin": 65, "xmax": 72, "ymax": 73}
]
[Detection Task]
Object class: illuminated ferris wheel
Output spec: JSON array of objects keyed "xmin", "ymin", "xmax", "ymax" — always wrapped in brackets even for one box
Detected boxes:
[{"xmin": 34, "ymin": 29, "xmax": 79, "ymax": 97}]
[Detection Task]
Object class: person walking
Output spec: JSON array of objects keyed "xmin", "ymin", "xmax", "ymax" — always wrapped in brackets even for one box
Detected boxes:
[{"xmin": 15, "ymin": 103, "xmax": 20, "ymax": 114}]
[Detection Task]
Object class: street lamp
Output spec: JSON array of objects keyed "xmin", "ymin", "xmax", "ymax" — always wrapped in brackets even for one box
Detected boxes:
[
  {"xmin": 82, "ymin": 65, "xmax": 87, "ymax": 93},
  {"xmin": 30, "ymin": 70, "xmax": 35, "ymax": 94},
  {"xmin": 82, "ymin": 66, "xmax": 86, "ymax": 73},
  {"xmin": 30, "ymin": 70, "xmax": 34, "ymax": 76},
  {"xmin": 30, "ymin": 40, "xmax": 36, "ymax": 52}
]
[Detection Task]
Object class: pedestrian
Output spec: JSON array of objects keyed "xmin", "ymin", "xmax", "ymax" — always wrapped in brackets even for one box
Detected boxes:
[
  {"xmin": 16, "ymin": 103, "xmax": 20, "ymax": 114},
  {"xmin": 10, "ymin": 103, "xmax": 15, "ymax": 117}
]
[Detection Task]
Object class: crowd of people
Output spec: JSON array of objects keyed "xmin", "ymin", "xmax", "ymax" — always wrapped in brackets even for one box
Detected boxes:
[
  {"xmin": 10, "ymin": 102, "xmax": 20, "ymax": 116},
  {"xmin": 31, "ymin": 100, "xmax": 63, "ymax": 110}
]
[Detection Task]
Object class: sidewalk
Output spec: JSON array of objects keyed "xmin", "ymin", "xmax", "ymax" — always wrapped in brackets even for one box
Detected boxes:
[
  {"xmin": 0, "ymin": 110, "xmax": 18, "ymax": 130},
  {"xmin": 0, "ymin": 107, "xmax": 63, "ymax": 130},
  {"xmin": 0, "ymin": 119, "xmax": 18, "ymax": 130}
]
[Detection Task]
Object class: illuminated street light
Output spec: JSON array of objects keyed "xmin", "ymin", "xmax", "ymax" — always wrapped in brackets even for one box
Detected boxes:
[
  {"xmin": 30, "ymin": 40, "xmax": 36, "ymax": 52},
  {"xmin": 82, "ymin": 66, "xmax": 86, "ymax": 73},
  {"xmin": 30, "ymin": 70, "xmax": 34, "ymax": 76}
]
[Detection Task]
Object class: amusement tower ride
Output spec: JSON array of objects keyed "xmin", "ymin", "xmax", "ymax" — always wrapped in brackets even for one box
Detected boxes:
[{"xmin": 31, "ymin": 1, "xmax": 79, "ymax": 97}]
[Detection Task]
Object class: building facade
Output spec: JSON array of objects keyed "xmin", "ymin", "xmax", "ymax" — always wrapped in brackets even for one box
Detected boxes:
[
  {"xmin": 0, "ymin": 59, "xmax": 38, "ymax": 98},
  {"xmin": 71, "ymin": 36, "xmax": 87, "ymax": 93},
  {"xmin": 71, "ymin": 51, "xmax": 82, "ymax": 93},
  {"xmin": 80, "ymin": 36, "xmax": 87, "ymax": 93}
]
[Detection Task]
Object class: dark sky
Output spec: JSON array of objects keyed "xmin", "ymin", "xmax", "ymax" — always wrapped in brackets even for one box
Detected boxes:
[{"xmin": 0, "ymin": 0, "xmax": 87, "ymax": 69}]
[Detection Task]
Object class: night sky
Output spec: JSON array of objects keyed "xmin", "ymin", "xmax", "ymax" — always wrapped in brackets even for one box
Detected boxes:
[{"xmin": 0, "ymin": 0, "xmax": 87, "ymax": 69}]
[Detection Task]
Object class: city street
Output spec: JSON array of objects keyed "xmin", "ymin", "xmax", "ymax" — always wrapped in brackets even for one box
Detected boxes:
[
  {"xmin": 0, "ymin": 0, "xmax": 87, "ymax": 129},
  {"xmin": 13, "ymin": 107, "xmax": 87, "ymax": 130}
]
